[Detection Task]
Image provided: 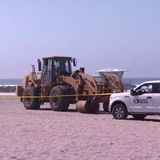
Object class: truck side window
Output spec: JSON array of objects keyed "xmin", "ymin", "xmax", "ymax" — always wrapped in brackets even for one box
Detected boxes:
[
  {"xmin": 152, "ymin": 83, "xmax": 160, "ymax": 93},
  {"xmin": 137, "ymin": 84, "xmax": 153, "ymax": 93}
]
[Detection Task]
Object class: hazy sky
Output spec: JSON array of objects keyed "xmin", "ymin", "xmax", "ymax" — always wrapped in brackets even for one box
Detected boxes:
[{"xmin": 0, "ymin": 0, "xmax": 160, "ymax": 78}]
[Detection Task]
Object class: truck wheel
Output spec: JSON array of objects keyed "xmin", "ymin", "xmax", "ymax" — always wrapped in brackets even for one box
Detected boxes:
[
  {"xmin": 49, "ymin": 86, "xmax": 69, "ymax": 111},
  {"xmin": 112, "ymin": 103, "xmax": 128, "ymax": 119},
  {"xmin": 132, "ymin": 114, "xmax": 146, "ymax": 120},
  {"xmin": 23, "ymin": 86, "xmax": 40, "ymax": 110}
]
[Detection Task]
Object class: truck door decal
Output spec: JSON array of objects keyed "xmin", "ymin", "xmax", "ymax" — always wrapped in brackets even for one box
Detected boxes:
[{"xmin": 133, "ymin": 99, "xmax": 148, "ymax": 104}]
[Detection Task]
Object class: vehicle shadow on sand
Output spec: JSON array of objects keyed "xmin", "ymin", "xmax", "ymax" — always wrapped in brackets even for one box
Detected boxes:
[
  {"xmin": 126, "ymin": 117, "xmax": 160, "ymax": 123},
  {"xmin": 38, "ymin": 108, "xmax": 108, "ymax": 114},
  {"xmin": 39, "ymin": 108, "xmax": 77, "ymax": 112}
]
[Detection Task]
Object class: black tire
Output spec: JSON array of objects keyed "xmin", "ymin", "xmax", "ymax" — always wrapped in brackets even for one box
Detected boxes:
[
  {"xmin": 23, "ymin": 85, "xmax": 40, "ymax": 110},
  {"xmin": 103, "ymin": 101, "xmax": 109, "ymax": 112},
  {"xmin": 85, "ymin": 100, "xmax": 100, "ymax": 114},
  {"xmin": 112, "ymin": 103, "xmax": 128, "ymax": 119},
  {"xmin": 49, "ymin": 86, "xmax": 70, "ymax": 111},
  {"xmin": 132, "ymin": 114, "xmax": 146, "ymax": 120}
]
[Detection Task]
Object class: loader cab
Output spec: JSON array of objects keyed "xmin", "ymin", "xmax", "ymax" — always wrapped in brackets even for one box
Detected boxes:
[{"xmin": 41, "ymin": 56, "xmax": 76, "ymax": 84}]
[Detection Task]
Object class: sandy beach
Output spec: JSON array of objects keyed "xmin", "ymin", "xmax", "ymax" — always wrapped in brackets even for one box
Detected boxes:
[{"xmin": 0, "ymin": 98, "xmax": 160, "ymax": 160}]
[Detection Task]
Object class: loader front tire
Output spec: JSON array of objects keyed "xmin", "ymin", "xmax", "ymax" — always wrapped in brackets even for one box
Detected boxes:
[
  {"xmin": 23, "ymin": 86, "xmax": 40, "ymax": 110},
  {"xmin": 49, "ymin": 86, "xmax": 69, "ymax": 111}
]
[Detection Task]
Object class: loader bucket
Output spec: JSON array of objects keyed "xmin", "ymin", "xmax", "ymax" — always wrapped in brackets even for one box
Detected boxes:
[{"xmin": 76, "ymin": 100, "xmax": 99, "ymax": 114}]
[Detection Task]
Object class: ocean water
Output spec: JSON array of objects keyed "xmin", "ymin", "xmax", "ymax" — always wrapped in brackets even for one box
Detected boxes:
[
  {"xmin": 122, "ymin": 77, "xmax": 160, "ymax": 90},
  {"xmin": 122, "ymin": 77, "xmax": 160, "ymax": 85},
  {"xmin": 0, "ymin": 79, "xmax": 21, "ymax": 85},
  {"xmin": 0, "ymin": 78, "xmax": 160, "ymax": 94},
  {"xmin": 0, "ymin": 79, "xmax": 20, "ymax": 95},
  {"xmin": 0, "ymin": 78, "xmax": 160, "ymax": 86}
]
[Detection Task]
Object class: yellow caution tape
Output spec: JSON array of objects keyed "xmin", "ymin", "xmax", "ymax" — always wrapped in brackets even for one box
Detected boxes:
[{"xmin": 0, "ymin": 93, "xmax": 113, "ymax": 99}]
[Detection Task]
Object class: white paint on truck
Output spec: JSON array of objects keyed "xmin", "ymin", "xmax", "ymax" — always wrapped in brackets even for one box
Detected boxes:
[{"xmin": 109, "ymin": 80, "xmax": 160, "ymax": 119}]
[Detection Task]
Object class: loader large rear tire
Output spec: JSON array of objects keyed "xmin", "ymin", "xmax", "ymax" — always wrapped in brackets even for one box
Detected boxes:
[
  {"xmin": 49, "ymin": 86, "xmax": 69, "ymax": 111},
  {"xmin": 23, "ymin": 86, "xmax": 40, "ymax": 110}
]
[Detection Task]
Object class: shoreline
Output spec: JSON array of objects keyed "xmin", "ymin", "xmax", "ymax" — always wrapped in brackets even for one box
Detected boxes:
[{"xmin": 0, "ymin": 92, "xmax": 16, "ymax": 96}]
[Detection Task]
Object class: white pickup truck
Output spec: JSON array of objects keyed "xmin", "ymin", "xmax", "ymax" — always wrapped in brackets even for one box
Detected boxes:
[{"xmin": 109, "ymin": 80, "xmax": 160, "ymax": 120}]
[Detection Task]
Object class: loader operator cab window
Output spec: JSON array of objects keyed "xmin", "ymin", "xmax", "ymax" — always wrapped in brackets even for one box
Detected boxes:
[
  {"xmin": 41, "ymin": 58, "xmax": 72, "ymax": 84},
  {"xmin": 53, "ymin": 59, "xmax": 72, "ymax": 76},
  {"xmin": 41, "ymin": 59, "xmax": 51, "ymax": 84},
  {"xmin": 53, "ymin": 60, "xmax": 60, "ymax": 76},
  {"xmin": 41, "ymin": 58, "xmax": 58, "ymax": 84}
]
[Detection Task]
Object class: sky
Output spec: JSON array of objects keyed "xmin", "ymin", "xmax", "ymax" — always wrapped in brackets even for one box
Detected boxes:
[{"xmin": 0, "ymin": 0, "xmax": 160, "ymax": 78}]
